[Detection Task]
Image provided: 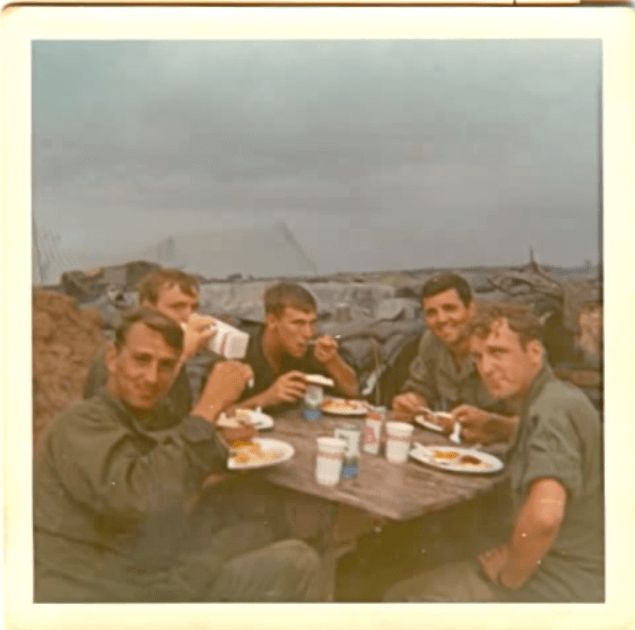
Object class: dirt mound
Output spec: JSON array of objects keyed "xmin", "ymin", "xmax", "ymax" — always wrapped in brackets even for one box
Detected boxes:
[{"xmin": 32, "ymin": 289, "xmax": 105, "ymax": 453}]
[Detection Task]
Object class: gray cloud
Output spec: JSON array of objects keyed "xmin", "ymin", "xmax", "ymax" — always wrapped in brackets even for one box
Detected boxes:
[{"xmin": 32, "ymin": 39, "xmax": 601, "ymax": 276}]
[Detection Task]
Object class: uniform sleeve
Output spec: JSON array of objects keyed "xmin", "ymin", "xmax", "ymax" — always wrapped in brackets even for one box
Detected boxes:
[
  {"xmin": 49, "ymin": 406, "xmax": 229, "ymax": 525},
  {"xmin": 400, "ymin": 332, "xmax": 438, "ymax": 405},
  {"xmin": 518, "ymin": 407, "xmax": 584, "ymax": 502}
]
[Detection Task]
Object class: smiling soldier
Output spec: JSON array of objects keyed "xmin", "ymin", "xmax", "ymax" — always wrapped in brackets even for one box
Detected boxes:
[
  {"xmin": 237, "ymin": 282, "xmax": 359, "ymax": 413},
  {"xmin": 34, "ymin": 307, "xmax": 321, "ymax": 603},
  {"xmin": 83, "ymin": 268, "xmax": 218, "ymax": 417},
  {"xmin": 385, "ymin": 302, "xmax": 604, "ymax": 602},
  {"xmin": 392, "ymin": 273, "xmax": 516, "ymax": 443}
]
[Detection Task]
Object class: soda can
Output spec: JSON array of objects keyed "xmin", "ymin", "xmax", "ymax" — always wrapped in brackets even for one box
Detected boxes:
[
  {"xmin": 363, "ymin": 407, "xmax": 385, "ymax": 455},
  {"xmin": 334, "ymin": 422, "xmax": 361, "ymax": 478}
]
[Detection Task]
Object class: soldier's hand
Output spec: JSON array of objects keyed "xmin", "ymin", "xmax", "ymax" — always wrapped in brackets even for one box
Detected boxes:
[
  {"xmin": 477, "ymin": 545, "xmax": 510, "ymax": 584},
  {"xmin": 197, "ymin": 361, "xmax": 254, "ymax": 415},
  {"xmin": 262, "ymin": 371, "xmax": 307, "ymax": 407},
  {"xmin": 219, "ymin": 422, "xmax": 256, "ymax": 446},
  {"xmin": 392, "ymin": 392, "xmax": 426, "ymax": 420},
  {"xmin": 451, "ymin": 405, "xmax": 494, "ymax": 444},
  {"xmin": 313, "ymin": 335, "xmax": 339, "ymax": 365},
  {"xmin": 182, "ymin": 313, "xmax": 216, "ymax": 360}
]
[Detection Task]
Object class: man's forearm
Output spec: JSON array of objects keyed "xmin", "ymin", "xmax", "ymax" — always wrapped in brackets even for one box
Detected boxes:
[
  {"xmin": 233, "ymin": 390, "xmax": 271, "ymax": 411},
  {"xmin": 324, "ymin": 356, "xmax": 359, "ymax": 398},
  {"xmin": 190, "ymin": 399, "xmax": 225, "ymax": 423},
  {"xmin": 498, "ymin": 482, "xmax": 566, "ymax": 588}
]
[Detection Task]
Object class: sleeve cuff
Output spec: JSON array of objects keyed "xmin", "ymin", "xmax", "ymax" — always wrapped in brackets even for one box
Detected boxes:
[
  {"xmin": 179, "ymin": 415, "xmax": 217, "ymax": 442},
  {"xmin": 521, "ymin": 455, "xmax": 580, "ymax": 500}
]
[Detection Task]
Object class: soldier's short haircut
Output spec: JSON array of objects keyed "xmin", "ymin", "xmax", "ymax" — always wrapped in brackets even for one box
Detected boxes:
[
  {"xmin": 137, "ymin": 268, "xmax": 199, "ymax": 306},
  {"xmin": 470, "ymin": 302, "xmax": 543, "ymax": 348},
  {"xmin": 264, "ymin": 282, "xmax": 317, "ymax": 317},
  {"xmin": 421, "ymin": 272, "xmax": 473, "ymax": 307},
  {"xmin": 114, "ymin": 307, "xmax": 184, "ymax": 352}
]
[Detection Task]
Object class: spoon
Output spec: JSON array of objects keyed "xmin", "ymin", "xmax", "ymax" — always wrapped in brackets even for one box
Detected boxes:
[{"xmin": 307, "ymin": 334, "xmax": 342, "ymax": 346}]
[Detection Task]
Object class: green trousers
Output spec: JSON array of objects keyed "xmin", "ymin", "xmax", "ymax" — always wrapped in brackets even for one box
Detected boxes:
[
  {"xmin": 206, "ymin": 538, "xmax": 322, "ymax": 602},
  {"xmin": 383, "ymin": 560, "xmax": 504, "ymax": 603}
]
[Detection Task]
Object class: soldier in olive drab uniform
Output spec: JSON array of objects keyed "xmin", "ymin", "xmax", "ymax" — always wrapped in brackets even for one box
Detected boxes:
[
  {"xmin": 393, "ymin": 273, "xmax": 517, "ymax": 444},
  {"xmin": 385, "ymin": 303, "xmax": 604, "ymax": 602},
  {"xmin": 35, "ymin": 307, "xmax": 321, "ymax": 603}
]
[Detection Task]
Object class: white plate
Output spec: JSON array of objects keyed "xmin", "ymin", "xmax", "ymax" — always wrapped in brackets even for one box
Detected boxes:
[
  {"xmin": 409, "ymin": 445, "xmax": 504, "ymax": 475},
  {"xmin": 321, "ymin": 398, "xmax": 368, "ymax": 416},
  {"xmin": 245, "ymin": 410, "xmax": 274, "ymax": 430},
  {"xmin": 414, "ymin": 414, "xmax": 446, "ymax": 433},
  {"xmin": 218, "ymin": 409, "xmax": 274, "ymax": 431},
  {"xmin": 227, "ymin": 438, "xmax": 295, "ymax": 470}
]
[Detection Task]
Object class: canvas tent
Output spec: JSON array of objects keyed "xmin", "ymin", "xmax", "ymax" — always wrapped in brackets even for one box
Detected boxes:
[
  {"xmin": 136, "ymin": 222, "xmax": 316, "ymax": 280},
  {"xmin": 37, "ymin": 222, "xmax": 317, "ymax": 286}
]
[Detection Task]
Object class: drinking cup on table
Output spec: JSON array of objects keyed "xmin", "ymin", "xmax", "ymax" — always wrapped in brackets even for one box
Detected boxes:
[
  {"xmin": 208, "ymin": 319, "xmax": 250, "ymax": 359},
  {"xmin": 303, "ymin": 384, "xmax": 324, "ymax": 421},
  {"xmin": 385, "ymin": 421, "xmax": 414, "ymax": 464},
  {"xmin": 363, "ymin": 409, "xmax": 385, "ymax": 455},
  {"xmin": 315, "ymin": 437, "xmax": 347, "ymax": 486}
]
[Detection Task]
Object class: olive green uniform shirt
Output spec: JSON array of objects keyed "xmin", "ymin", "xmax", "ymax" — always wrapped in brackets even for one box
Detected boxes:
[
  {"xmin": 506, "ymin": 365, "xmax": 604, "ymax": 602},
  {"xmin": 33, "ymin": 389, "xmax": 231, "ymax": 602},
  {"xmin": 401, "ymin": 331, "xmax": 509, "ymax": 414}
]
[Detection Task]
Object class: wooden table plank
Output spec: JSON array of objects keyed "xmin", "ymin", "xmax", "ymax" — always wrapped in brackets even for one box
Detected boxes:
[{"xmin": 259, "ymin": 411, "xmax": 507, "ymax": 522}]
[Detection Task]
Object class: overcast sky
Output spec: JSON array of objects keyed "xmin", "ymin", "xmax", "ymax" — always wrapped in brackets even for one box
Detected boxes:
[{"xmin": 32, "ymin": 39, "xmax": 601, "ymax": 278}]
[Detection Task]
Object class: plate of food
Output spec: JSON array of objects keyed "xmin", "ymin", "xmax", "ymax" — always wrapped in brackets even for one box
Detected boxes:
[
  {"xmin": 227, "ymin": 438, "xmax": 295, "ymax": 470},
  {"xmin": 414, "ymin": 410, "xmax": 453, "ymax": 434},
  {"xmin": 409, "ymin": 445, "xmax": 504, "ymax": 474},
  {"xmin": 217, "ymin": 408, "xmax": 274, "ymax": 431},
  {"xmin": 321, "ymin": 397, "xmax": 369, "ymax": 416}
]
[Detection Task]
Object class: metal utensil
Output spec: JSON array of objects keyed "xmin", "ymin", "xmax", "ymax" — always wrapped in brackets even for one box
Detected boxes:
[
  {"xmin": 450, "ymin": 421, "xmax": 462, "ymax": 444},
  {"xmin": 307, "ymin": 334, "xmax": 342, "ymax": 346}
]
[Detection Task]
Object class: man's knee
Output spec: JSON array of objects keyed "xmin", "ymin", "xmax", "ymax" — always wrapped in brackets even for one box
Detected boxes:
[
  {"xmin": 269, "ymin": 539, "xmax": 321, "ymax": 575},
  {"xmin": 384, "ymin": 560, "xmax": 498, "ymax": 603}
]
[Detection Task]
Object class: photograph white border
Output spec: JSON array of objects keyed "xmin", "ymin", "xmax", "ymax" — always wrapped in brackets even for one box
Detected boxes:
[{"xmin": 2, "ymin": 5, "xmax": 634, "ymax": 630}]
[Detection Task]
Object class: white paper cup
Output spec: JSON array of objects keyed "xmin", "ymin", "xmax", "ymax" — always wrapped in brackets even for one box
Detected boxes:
[
  {"xmin": 208, "ymin": 319, "xmax": 250, "ymax": 359},
  {"xmin": 385, "ymin": 421, "xmax": 414, "ymax": 464},
  {"xmin": 315, "ymin": 437, "xmax": 346, "ymax": 486}
]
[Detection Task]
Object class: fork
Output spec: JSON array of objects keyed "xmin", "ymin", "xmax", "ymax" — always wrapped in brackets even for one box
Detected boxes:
[{"xmin": 449, "ymin": 421, "xmax": 462, "ymax": 444}]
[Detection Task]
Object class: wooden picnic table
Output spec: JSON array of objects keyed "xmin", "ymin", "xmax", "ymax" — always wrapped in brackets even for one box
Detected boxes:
[
  {"xmin": 262, "ymin": 410, "xmax": 507, "ymax": 521},
  {"xmin": 256, "ymin": 409, "xmax": 508, "ymax": 600}
]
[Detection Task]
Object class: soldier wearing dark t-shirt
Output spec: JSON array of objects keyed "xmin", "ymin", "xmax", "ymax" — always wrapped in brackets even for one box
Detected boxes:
[{"xmin": 238, "ymin": 282, "xmax": 358, "ymax": 414}]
